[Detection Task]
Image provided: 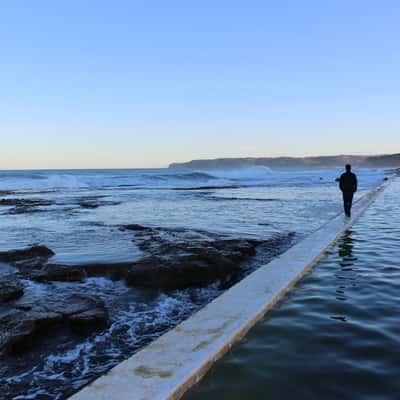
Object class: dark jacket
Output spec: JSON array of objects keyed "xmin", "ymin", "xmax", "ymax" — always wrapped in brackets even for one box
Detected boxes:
[{"xmin": 339, "ymin": 172, "xmax": 357, "ymax": 193}]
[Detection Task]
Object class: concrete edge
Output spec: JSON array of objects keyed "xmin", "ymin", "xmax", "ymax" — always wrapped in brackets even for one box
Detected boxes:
[{"xmin": 69, "ymin": 178, "xmax": 393, "ymax": 400}]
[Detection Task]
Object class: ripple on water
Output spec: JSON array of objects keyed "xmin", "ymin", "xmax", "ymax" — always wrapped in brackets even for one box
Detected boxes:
[{"xmin": 183, "ymin": 179, "xmax": 400, "ymax": 400}]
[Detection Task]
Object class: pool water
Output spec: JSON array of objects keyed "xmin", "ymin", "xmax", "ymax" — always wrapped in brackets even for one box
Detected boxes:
[{"xmin": 183, "ymin": 178, "xmax": 400, "ymax": 400}]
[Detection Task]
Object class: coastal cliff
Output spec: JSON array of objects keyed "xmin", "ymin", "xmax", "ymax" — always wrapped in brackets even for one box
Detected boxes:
[{"xmin": 169, "ymin": 154, "xmax": 400, "ymax": 169}]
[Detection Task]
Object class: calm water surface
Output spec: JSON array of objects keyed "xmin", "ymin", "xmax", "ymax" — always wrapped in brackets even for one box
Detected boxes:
[{"xmin": 184, "ymin": 178, "xmax": 400, "ymax": 400}]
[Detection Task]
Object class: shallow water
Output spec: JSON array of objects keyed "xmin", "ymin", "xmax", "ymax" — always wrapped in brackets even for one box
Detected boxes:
[
  {"xmin": 183, "ymin": 178, "xmax": 400, "ymax": 400},
  {"xmin": 0, "ymin": 168, "xmax": 384, "ymax": 262},
  {"xmin": 0, "ymin": 167, "xmax": 389, "ymax": 399}
]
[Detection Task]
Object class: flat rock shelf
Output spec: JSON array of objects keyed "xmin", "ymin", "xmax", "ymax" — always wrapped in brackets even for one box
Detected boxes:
[{"xmin": 69, "ymin": 179, "xmax": 391, "ymax": 400}]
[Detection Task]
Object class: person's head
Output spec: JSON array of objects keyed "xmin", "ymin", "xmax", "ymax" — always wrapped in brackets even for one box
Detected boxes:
[{"xmin": 345, "ymin": 164, "xmax": 352, "ymax": 172}]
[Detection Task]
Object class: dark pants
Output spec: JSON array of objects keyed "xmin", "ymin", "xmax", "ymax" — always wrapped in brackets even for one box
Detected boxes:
[{"xmin": 342, "ymin": 192, "xmax": 354, "ymax": 216}]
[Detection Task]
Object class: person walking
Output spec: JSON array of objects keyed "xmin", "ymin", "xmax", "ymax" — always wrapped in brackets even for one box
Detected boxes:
[{"xmin": 339, "ymin": 164, "xmax": 358, "ymax": 217}]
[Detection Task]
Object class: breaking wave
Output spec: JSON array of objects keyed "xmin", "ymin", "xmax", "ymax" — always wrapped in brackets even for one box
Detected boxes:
[
  {"xmin": 0, "ymin": 167, "xmax": 385, "ymax": 191},
  {"xmin": 0, "ymin": 167, "xmax": 273, "ymax": 191}
]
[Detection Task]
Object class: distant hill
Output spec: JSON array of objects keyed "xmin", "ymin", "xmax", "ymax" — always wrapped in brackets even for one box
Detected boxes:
[{"xmin": 169, "ymin": 154, "xmax": 400, "ymax": 169}]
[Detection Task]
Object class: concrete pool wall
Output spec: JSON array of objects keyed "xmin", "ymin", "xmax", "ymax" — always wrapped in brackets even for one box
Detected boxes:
[{"xmin": 69, "ymin": 180, "xmax": 391, "ymax": 400}]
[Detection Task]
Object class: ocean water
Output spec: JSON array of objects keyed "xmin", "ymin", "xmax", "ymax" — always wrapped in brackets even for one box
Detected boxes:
[
  {"xmin": 0, "ymin": 167, "xmax": 385, "ymax": 261},
  {"xmin": 183, "ymin": 177, "xmax": 400, "ymax": 400},
  {"xmin": 0, "ymin": 167, "xmax": 389, "ymax": 399}
]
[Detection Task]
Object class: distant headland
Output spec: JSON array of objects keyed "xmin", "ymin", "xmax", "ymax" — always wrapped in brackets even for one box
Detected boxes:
[{"xmin": 169, "ymin": 154, "xmax": 400, "ymax": 169}]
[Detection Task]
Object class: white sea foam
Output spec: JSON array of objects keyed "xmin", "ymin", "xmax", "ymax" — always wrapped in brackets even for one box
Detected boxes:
[{"xmin": 0, "ymin": 167, "xmax": 386, "ymax": 191}]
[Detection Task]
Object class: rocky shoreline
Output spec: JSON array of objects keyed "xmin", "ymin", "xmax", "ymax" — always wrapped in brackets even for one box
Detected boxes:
[
  {"xmin": 2, "ymin": 167, "xmax": 358, "ymax": 399},
  {"xmin": 0, "ymin": 224, "xmax": 294, "ymax": 360}
]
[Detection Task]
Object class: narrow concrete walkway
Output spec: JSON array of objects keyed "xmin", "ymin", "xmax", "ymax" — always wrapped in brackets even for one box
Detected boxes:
[{"xmin": 69, "ymin": 181, "xmax": 390, "ymax": 400}]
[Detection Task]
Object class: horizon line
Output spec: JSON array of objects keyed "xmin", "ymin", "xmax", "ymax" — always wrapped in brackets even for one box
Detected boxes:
[{"xmin": 1, "ymin": 152, "xmax": 399, "ymax": 172}]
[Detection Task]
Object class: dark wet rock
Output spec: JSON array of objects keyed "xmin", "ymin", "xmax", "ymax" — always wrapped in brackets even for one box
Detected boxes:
[
  {"xmin": 122, "ymin": 224, "xmax": 153, "ymax": 232},
  {"xmin": 131, "ymin": 226, "xmax": 218, "ymax": 256},
  {"xmin": 0, "ymin": 246, "xmax": 86, "ymax": 284},
  {"xmin": 209, "ymin": 239, "xmax": 259, "ymax": 257},
  {"xmin": 125, "ymin": 253, "xmax": 239, "ymax": 289},
  {"xmin": 44, "ymin": 264, "xmax": 87, "ymax": 282},
  {"xmin": 6, "ymin": 206, "xmax": 46, "ymax": 215},
  {"xmin": 118, "ymin": 225, "xmax": 293, "ymax": 290},
  {"xmin": 76, "ymin": 197, "xmax": 121, "ymax": 209},
  {"xmin": 29, "ymin": 262, "xmax": 133, "ymax": 282},
  {"xmin": 0, "ymin": 294, "xmax": 110, "ymax": 355},
  {"xmin": 79, "ymin": 200, "xmax": 99, "ymax": 209},
  {"xmin": 206, "ymin": 196, "xmax": 278, "ymax": 202},
  {"xmin": 0, "ymin": 262, "xmax": 18, "ymax": 276},
  {"xmin": 41, "ymin": 294, "xmax": 110, "ymax": 328},
  {"xmin": 68, "ymin": 307, "xmax": 110, "ymax": 334},
  {"xmin": 5, "ymin": 225, "xmax": 293, "ymax": 293},
  {"xmin": 0, "ymin": 245, "xmax": 55, "ymax": 263},
  {"xmin": 18, "ymin": 261, "xmax": 132, "ymax": 282},
  {"xmin": 30, "ymin": 262, "xmax": 132, "ymax": 281},
  {"xmin": 9, "ymin": 229, "xmax": 293, "ymax": 290},
  {"xmin": 0, "ymin": 275, "xmax": 24, "ymax": 304},
  {"xmin": 11, "ymin": 231, "xmax": 265, "ymax": 290},
  {"xmin": 0, "ymin": 311, "xmax": 37, "ymax": 354},
  {"xmin": 0, "ymin": 198, "xmax": 54, "ymax": 215},
  {"xmin": 0, "ymin": 198, "xmax": 54, "ymax": 207},
  {"xmin": 3, "ymin": 225, "xmax": 291, "ymax": 293},
  {"xmin": 81, "ymin": 262, "xmax": 133, "ymax": 279},
  {"xmin": 27, "ymin": 264, "xmax": 87, "ymax": 282},
  {"xmin": 125, "ymin": 238, "xmax": 262, "ymax": 290},
  {"xmin": 174, "ymin": 185, "xmax": 241, "ymax": 191}
]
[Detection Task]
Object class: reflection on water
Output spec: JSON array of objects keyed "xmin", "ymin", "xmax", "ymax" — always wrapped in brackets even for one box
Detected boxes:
[
  {"xmin": 333, "ymin": 231, "xmax": 357, "ymax": 306},
  {"xmin": 183, "ymin": 178, "xmax": 400, "ymax": 400},
  {"xmin": 338, "ymin": 231, "xmax": 356, "ymax": 264}
]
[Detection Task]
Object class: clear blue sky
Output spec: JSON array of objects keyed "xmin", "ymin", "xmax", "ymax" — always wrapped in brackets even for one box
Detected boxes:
[{"xmin": 1, "ymin": 0, "xmax": 399, "ymax": 169}]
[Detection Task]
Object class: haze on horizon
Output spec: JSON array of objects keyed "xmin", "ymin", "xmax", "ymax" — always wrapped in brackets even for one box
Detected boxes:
[{"xmin": 1, "ymin": 1, "xmax": 399, "ymax": 170}]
